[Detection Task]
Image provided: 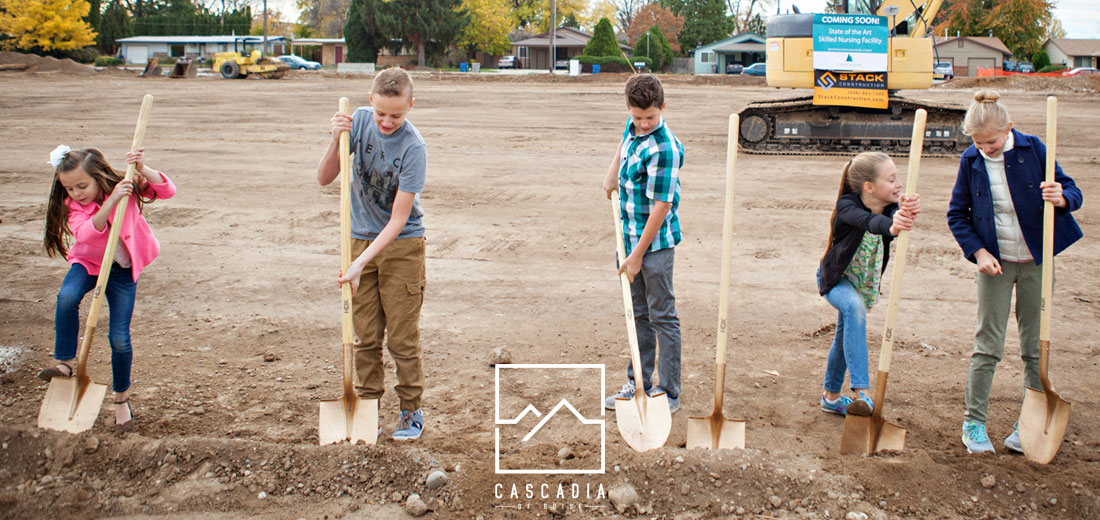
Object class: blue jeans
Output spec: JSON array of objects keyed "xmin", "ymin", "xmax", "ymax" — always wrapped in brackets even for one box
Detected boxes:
[
  {"xmin": 623, "ymin": 247, "xmax": 681, "ymax": 399},
  {"xmin": 54, "ymin": 263, "xmax": 137, "ymax": 393},
  {"xmin": 821, "ymin": 276, "xmax": 869, "ymax": 393}
]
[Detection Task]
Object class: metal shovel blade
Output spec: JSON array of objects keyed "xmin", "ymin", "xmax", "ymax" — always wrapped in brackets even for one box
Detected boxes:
[
  {"xmin": 614, "ymin": 392, "xmax": 672, "ymax": 452},
  {"xmin": 1019, "ymin": 386, "xmax": 1070, "ymax": 464},
  {"xmin": 686, "ymin": 414, "xmax": 745, "ymax": 450},
  {"xmin": 37, "ymin": 376, "xmax": 108, "ymax": 433},
  {"xmin": 318, "ymin": 396, "xmax": 379, "ymax": 446},
  {"xmin": 839, "ymin": 414, "xmax": 906, "ymax": 455}
]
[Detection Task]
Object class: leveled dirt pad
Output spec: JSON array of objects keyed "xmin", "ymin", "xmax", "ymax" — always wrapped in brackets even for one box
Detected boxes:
[{"xmin": 1, "ymin": 73, "xmax": 1098, "ymax": 519}]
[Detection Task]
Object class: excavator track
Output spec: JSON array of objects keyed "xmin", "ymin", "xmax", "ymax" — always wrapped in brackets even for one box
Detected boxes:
[{"xmin": 737, "ymin": 96, "xmax": 970, "ymax": 158}]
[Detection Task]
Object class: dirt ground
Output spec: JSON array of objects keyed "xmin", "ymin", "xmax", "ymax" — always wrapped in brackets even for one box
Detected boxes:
[{"xmin": 1, "ymin": 69, "xmax": 1098, "ymax": 519}]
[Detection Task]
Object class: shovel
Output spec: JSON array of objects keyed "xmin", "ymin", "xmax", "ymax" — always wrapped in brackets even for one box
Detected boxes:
[
  {"xmin": 687, "ymin": 114, "xmax": 746, "ymax": 450},
  {"xmin": 839, "ymin": 109, "xmax": 927, "ymax": 455},
  {"xmin": 319, "ymin": 97, "xmax": 379, "ymax": 445},
  {"xmin": 38, "ymin": 94, "xmax": 154, "ymax": 433},
  {"xmin": 610, "ymin": 190, "xmax": 672, "ymax": 452},
  {"xmin": 1019, "ymin": 96, "xmax": 1070, "ymax": 464}
]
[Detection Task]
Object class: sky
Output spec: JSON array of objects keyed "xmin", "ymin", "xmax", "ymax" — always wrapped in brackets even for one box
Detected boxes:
[
  {"xmin": 264, "ymin": 0, "xmax": 1099, "ymax": 40},
  {"xmin": 781, "ymin": 0, "xmax": 1099, "ymax": 39}
]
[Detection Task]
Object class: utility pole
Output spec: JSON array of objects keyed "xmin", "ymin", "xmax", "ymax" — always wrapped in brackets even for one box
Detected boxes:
[
  {"xmin": 549, "ymin": 0, "xmax": 556, "ymax": 72},
  {"xmin": 263, "ymin": 0, "xmax": 269, "ymax": 56}
]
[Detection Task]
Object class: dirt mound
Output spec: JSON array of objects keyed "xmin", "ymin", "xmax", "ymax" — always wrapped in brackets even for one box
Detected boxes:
[
  {"xmin": 407, "ymin": 70, "xmax": 768, "ymax": 86},
  {"xmin": 0, "ymin": 52, "xmax": 94, "ymax": 75},
  {"xmin": 938, "ymin": 74, "xmax": 1100, "ymax": 94}
]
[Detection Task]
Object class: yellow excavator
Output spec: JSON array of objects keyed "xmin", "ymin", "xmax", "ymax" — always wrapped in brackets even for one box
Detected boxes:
[
  {"xmin": 739, "ymin": 0, "xmax": 969, "ymax": 155},
  {"xmin": 213, "ymin": 37, "xmax": 290, "ymax": 79}
]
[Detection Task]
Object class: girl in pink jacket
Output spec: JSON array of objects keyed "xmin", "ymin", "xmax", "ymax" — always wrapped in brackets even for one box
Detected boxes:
[{"xmin": 39, "ymin": 146, "xmax": 176, "ymax": 432}]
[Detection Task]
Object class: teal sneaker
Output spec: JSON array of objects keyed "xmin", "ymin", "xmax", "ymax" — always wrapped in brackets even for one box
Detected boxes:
[
  {"xmin": 821, "ymin": 394, "xmax": 853, "ymax": 415},
  {"xmin": 962, "ymin": 420, "xmax": 995, "ymax": 454},
  {"xmin": 847, "ymin": 391, "xmax": 875, "ymax": 417},
  {"xmin": 1004, "ymin": 422, "xmax": 1023, "ymax": 453},
  {"xmin": 392, "ymin": 409, "xmax": 424, "ymax": 441}
]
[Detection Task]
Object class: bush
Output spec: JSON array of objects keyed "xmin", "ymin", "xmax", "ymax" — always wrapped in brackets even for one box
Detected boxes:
[
  {"xmin": 1037, "ymin": 64, "xmax": 1066, "ymax": 74},
  {"xmin": 583, "ymin": 17, "xmax": 621, "ymax": 57},
  {"xmin": 62, "ymin": 47, "xmax": 100, "ymax": 63},
  {"xmin": 1032, "ymin": 49, "xmax": 1050, "ymax": 71},
  {"xmin": 95, "ymin": 56, "xmax": 124, "ymax": 67},
  {"xmin": 576, "ymin": 54, "xmax": 651, "ymax": 73}
]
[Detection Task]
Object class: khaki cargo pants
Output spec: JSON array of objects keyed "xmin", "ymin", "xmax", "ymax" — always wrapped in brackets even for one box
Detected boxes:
[{"xmin": 351, "ymin": 237, "xmax": 426, "ymax": 412}]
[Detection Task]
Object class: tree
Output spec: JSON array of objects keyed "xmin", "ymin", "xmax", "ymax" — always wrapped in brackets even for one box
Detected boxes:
[
  {"xmin": 84, "ymin": 0, "xmax": 102, "ymax": 37},
  {"xmin": 97, "ymin": 0, "xmax": 130, "ymax": 54},
  {"xmin": 298, "ymin": 0, "xmax": 352, "ymax": 37},
  {"xmin": 744, "ymin": 12, "xmax": 764, "ymax": 35},
  {"xmin": 0, "ymin": 0, "xmax": 97, "ymax": 51},
  {"xmin": 561, "ymin": 11, "xmax": 578, "ymax": 28},
  {"xmin": 1032, "ymin": 48, "xmax": 1049, "ymax": 69},
  {"xmin": 457, "ymin": 0, "xmax": 512, "ymax": 59},
  {"xmin": 676, "ymin": 0, "xmax": 733, "ymax": 52},
  {"xmin": 625, "ymin": 2, "xmax": 683, "ymax": 52},
  {"xmin": 510, "ymin": 0, "xmax": 585, "ymax": 32},
  {"xmin": 377, "ymin": 0, "xmax": 470, "ymax": 67},
  {"xmin": 582, "ymin": 16, "xmax": 619, "ymax": 57},
  {"xmin": 824, "ymin": 0, "xmax": 843, "ymax": 13},
  {"xmin": 582, "ymin": 0, "xmax": 616, "ymax": 32},
  {"xmin": 344, "ymin": 0, "xmax": 385, "ymax": 62},
  {"xmin": 982, "ymin": 0, "xmax": 1053, "ymax": 58},
  {"xmin": 633, "ymin": 25, "xmax": 672, "ymax": 69},
  {"xmin": 1046, "ymin": 17, "xmax": 1065, "ymax": 40},
  {"xmin": 609, "ymin": 0, "xmax": 645, "ymax": 32}
]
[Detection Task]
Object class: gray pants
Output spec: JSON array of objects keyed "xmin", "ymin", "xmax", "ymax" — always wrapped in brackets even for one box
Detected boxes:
[
  {"xmin": 964, "ymin": 260, "xmax": 1045, "ymax": 424},
  {"xmin": 624, "ymin": 247, "xmax": 682, "ymax": 399}
]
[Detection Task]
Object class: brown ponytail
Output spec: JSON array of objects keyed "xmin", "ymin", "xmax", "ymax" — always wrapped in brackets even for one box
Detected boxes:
[{"xmin": 822, "ymin": 152, "xmax": 893, "ymax": 258}]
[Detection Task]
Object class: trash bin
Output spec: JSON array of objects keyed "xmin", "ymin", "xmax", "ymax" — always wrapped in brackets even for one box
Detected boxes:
[
  {"xmin": 459, "ymin": 62, "xmax": 468, "ymax": 72},
  {"xmin": 593, "ymin": 64, "xmax": 601, "ymax": 74},
  {"xmin": 569, "ymin": 59, "xmax": 580, "ymax": 76},
  {"xmin": 472, "ymin": 62, "xmax": 480, "ymax": 73}
]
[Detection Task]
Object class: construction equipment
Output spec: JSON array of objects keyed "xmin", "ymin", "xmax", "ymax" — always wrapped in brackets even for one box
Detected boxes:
[
  {"xmin": 610, "ymin": 191, "xmax": 672, "ymax": 452},
  {"xmin": 738, "ymin": 0, "xmax": 970, "ymax": 156},
  {"xmin": 839, "ymin": 109, "xmax": 926, "ymax": 455},
  {"xmin": 213, "ymin": 37, "xmax": 290, "ymax": 79},
  {"xmin": 168, "ymin": 57, "xmax": 197, "ymax": 78},
  {"xmin": 39, "ymin": 94, "xmax": 154, "ymax": 433},
  {"xmin": 687, "ymin": 114, "xmax": 746, "ymax": 450},
  {"xmin": 140, "ymin": 58, "xmax": 162, "ymax": 77},
  {"xmin": 1019, "ymin": 96, "xmax": 1070, "ymax": 464},
  {"xmin": 319, "ymin": 97, "xmax": 379, "ymax": 446}
]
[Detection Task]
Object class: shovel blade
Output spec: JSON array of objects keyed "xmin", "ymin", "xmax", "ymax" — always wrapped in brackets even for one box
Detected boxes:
[
  {"xmin": 840, "ymin": 414, "xmax": 906, "ymax": 454},
  {"xmin": 614, "ymin": 394, "xmax": 672, "ymax": 452},
  {"xmin": 1019, "ymin": 387, "xmax": 1070, "ymax": 464},
  {"xmin": 874, "ymin": 421, "xmax": 907, "ymax": 453},
  {"xmin": 318, "ymin": 396, "xmax": 379, "ymax": 446},
  {"xmin": 686, "ymin": 415, "xmax": 745, "ymax": 450},
  {"xmin": 38, "ymin": 377, "xmax": 108, "ymax": 433}
]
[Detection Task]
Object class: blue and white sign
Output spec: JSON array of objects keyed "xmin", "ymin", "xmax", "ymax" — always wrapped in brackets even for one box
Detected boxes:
[{"xmin": 812, "ymin": 14, "xmax": 888, "ymax": 71}]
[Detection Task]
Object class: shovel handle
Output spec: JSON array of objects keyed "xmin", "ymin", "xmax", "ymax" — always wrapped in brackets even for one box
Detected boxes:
[
  {"xmin": 710, "ymin": 114, "xmax": 738, "ymax": 411},
  {"xmin": 611, "ymin": 191, "xmax": 646, "ymax": 395},
  {"xmin": 74, "ymin": 94, "xmax": 154, "ymax": 380},
  {"xmin": 1040, "ymin": 97, "xmax": 1055, "ymax": 344},
  {"xmin": 876, "ymin": 109, "xmax": 926, "ymax": 374},
  {"xmin": 338, "ymin": 98, "xmax": 356, "ymax": 395}
]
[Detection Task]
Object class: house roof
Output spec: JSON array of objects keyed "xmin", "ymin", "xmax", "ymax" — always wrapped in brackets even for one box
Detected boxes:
[
  {"xmin": 117, "ymin": 35, "xmax": 287, "ymax": 44},
  {"xmin": 511, "ymin": 27, "xmax": 630, "ymax": 50},
  {"xmin": 292, "ymin": 38, "xmax": 345, "ymax": 45},
  {"xmin": 1044, "ymin": 38, "xmax": 1100, "ymax": 57},
  {"xmin": 713, "ymin": 42, "xmax": 765, "ymax": 53},
  {"xmin": 692, "ymin": 32, "xmax": 765, "ymax": 53},
  {"xmin": 934, "ymin": 36, "xmax": 1011, "ymax": 56}
]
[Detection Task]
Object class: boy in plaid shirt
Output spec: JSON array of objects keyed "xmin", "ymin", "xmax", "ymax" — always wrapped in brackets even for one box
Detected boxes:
[{"xmin": 602, "ymin": 74, "xmax": 685, "ymax": 414}]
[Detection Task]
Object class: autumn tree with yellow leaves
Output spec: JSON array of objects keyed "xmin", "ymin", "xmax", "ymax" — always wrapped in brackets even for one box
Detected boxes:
[{"xmin": 0, "ymin": 0, "xmax": 97, "ymax": 51}]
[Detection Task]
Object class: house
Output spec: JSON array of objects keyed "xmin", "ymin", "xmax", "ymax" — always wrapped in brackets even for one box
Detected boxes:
[
  {"xmin": 691, "ymin": 33, "xmax": 765, "ymax": 75},
  {"xmin": 931, "ymin": 36, "xmax": 1010, "ymax": 77},
  {"xmin": 290, "ymin": 38, "xmax": 346, "ymax": 66},
  {"xmin": 1043, "ymin": 38, "xmax": 1100, "ymax": 69},
  {"xmin": 116, "ymin": 35, "xmax": 287, "ymax": 65},
  {"xmin": 510, "ymin": 27, "xmax": 630, "ymax": 70}
]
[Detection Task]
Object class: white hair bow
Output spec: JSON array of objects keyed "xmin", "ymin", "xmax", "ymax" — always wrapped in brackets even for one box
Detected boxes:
[{"xmin": 48, "ymin": 145, "xmax": 71, "ymax": 169}]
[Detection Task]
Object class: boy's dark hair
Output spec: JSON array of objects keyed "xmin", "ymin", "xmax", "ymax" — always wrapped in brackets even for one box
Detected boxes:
[
  {"xmin": 372, "ymin": 67, "xmax": 414, "ymax": 99},
  {"xmin": 625, "ymin": 74, "xmax": 664, "ymax": 109}
]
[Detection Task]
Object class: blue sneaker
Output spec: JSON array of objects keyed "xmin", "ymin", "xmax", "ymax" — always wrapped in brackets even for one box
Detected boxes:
[
  {"xmin": 847, "ymin": 391, "xmax": 875, "ymax": 417},
  {"xmin": 821, "ymin": 394, "xmax": 853, "ymax": 415},
  {"xmin": 604, "ymin": 381, "xmax": 637, "ymax": 410},
  {"xmin": 392, "ymin": 409, "xmax": 424, "ymax": 441},
  {"xmin": 647, "ymin": 389, "xmax": 680, "ymax": 414},
  {"xmin": 962, "ymin": 420, "xmax": 995, "ymax": 454},
  {"xmin": 1004, "ymin": 422, "xmax": 1023, "ymax": 453}
]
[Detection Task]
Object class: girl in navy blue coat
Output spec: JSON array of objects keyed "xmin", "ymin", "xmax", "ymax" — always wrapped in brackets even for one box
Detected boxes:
[{"xmin": 948, "ymin": 90, "xmax": 1083, "ymax": 454}]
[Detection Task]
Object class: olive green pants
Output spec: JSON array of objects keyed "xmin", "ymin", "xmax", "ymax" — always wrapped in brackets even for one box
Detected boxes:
[
  {"xmin": 964, "ymin": 260, "xmax": 1046, "ymax": 424},
  {"xmin": 351, "ymin": 237, "xmax": 426, "ymax": 412}
]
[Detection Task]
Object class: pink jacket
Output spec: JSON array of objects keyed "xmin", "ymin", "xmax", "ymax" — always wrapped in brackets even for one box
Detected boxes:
[{"xmin": 66, "ymin": 172, "xmax": 176, "ymax": 281}]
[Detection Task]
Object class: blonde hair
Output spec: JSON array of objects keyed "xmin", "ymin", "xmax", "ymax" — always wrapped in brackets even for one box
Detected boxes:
[
  {"xmin": 963, "ymin": 90, "xmax": 1011, "ymax": 136},
  {"xmin": 371, "ymin": 67, "xmax": 413, "ymax": 99},
  {"xmin": 823, "ymin": 152, "xmax": 894, "ymax": 256}
]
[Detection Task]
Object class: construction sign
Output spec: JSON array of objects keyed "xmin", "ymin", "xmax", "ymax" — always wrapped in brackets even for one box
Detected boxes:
[{"xmin": 812, "ymin": 13, "xmax": 889, "ymax": 109}]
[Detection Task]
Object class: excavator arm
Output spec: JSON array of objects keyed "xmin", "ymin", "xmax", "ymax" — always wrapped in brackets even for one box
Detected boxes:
[{"xmin": 875, "ymin": 0, "xmax": 945, "ymax": 38}]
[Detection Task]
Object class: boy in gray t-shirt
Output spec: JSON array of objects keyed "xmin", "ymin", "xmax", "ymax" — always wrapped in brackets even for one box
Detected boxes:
[{"xmin": 317, "ymin": 67, "xmax": 428, "ymax": 441}]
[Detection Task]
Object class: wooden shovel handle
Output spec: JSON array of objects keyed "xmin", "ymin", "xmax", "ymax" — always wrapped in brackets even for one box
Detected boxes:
[
  {"xmin": 611, "ymin": 191, "xmax": 646, "ymax": 394},
  {"xmin": 712, "ymin": 114, "xmax": 738, "ymax": 411},
  {"xmin": 1040, "ymin": 97, "xmax": 1055, "ymax": 344},
  {"xmin": 74, "ymin": 94, "xmax": 154, "ymax": 380},
  {"xmin": 338, "ymin": 98, "xmax": 356, "ymax": 398}
]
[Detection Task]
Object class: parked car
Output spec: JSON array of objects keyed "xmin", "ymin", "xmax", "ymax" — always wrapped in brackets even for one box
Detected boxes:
[
  {"xmin": 277, "ymin": 55, "xmax": 320, "ymax": 70},
  {"xmin": 725, "ymin": 63, "xmax": 743, "ymax": 74},
  {"xmin": 1003, "ymin": 59, "xmax": 1018, "ymax": 72},
  {"xmin": 1017, "ymin": 61, "xmax": 1034, "ymax": 73},
  {"xmin": 1065, "ymin": 67, "xmax": 1099, "ymax": 76},
  {"xmin": 743, "ymin": 62, "xmax": 767, "ymax": 76},
  {"xmin": 933, "ymin": 61, "xmax": 954, "ymax": 80},
  {"xmin": 497, "ymin": 55, "xmax": 516, "ymax": 69},
  {"xmin": 555, "ymin": 59, "xmax": 569, "ymax": 70}
]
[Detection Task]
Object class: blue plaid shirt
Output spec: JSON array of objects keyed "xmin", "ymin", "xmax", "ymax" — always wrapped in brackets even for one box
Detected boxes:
[{"xmin": 618, "ymin": 116, "xmax": 683, "ymax": 255}]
